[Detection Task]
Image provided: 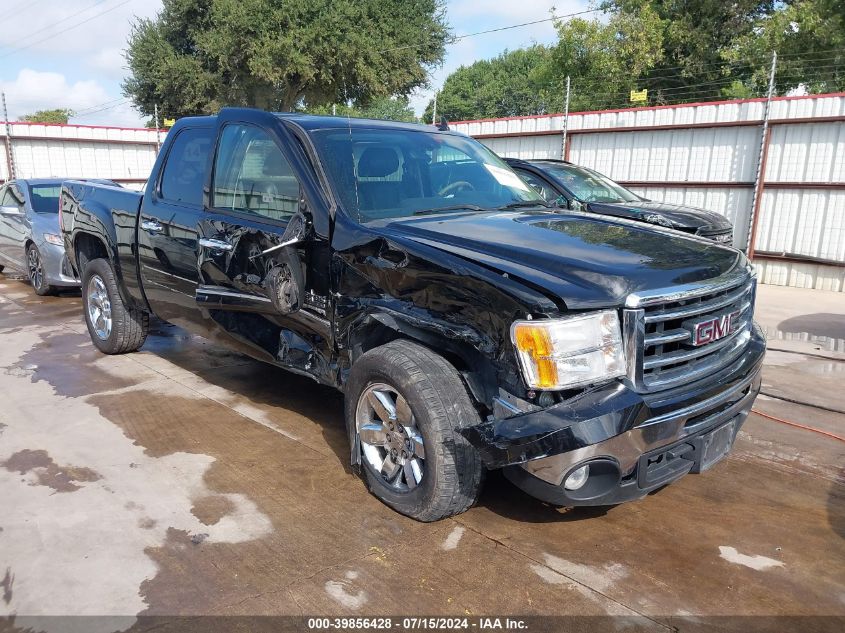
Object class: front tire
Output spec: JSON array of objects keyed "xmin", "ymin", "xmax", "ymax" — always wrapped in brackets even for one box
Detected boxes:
[
  {"xmin": 81, "ymin": 258, "xmax": 148, "ymax": 354},
  {"xmin": 345, "ymin": 340, "xmax": 484, "ymax": 522},
  {"xmin": 27, "ymin": 245, "xmax": 56, "ymax": 296}
]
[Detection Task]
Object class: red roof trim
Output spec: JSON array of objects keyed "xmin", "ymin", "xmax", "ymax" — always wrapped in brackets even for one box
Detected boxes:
[
  {"xmin": 0, "ymin": 120, "xmax": 166, "ymax": 133},
  {"xmin": 452, "ymin": 92, "xmax": 845, "ymax": 126}
]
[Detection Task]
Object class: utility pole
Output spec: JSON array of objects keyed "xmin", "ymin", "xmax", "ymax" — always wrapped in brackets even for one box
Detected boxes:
[
  {"xmin": 154, "ymin": 103, "xmax": 161, "ymax": 155},
  {"xmin": 432, "ymin": 91, "xmax": 438, "ymax": 125},
  {"xmin": 332, "ymin": 104, "xmax": 337, "ymax": 116},
  {"xmin": 561, "ymin": 75, "xmax": 571, "ymax": 160},
  {"xmin": 2, "ymin": 92, "xmax": 15, "ymax": 182},
  {"xmin": 747, "ymin": 51, "xmax": 777, "ymax": 256}
]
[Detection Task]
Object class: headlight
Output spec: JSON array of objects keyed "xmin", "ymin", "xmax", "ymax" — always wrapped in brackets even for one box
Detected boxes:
[
  {"xmin": 43, "ymin": 233, "xmax": 63, "ymax": 245},
  {"xmin": 511, "ymin": 311, "xmax": 626, "ymax": 390}
]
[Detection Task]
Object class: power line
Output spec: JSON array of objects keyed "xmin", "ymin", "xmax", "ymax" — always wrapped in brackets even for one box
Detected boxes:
[
  {"xmin": 378, "ymin": 8, "xmax": 601, "ymax": 55},
  {"xmin": 8, "ymin": 0, "xmax": 109, "ymax": 46},
  {"xmin": 0, "ymin": 0, "xmax": 131, "ymax": 60},
  {"xmin": 74, "ymin": 96, "xmax": 128, "ymax": 116}
]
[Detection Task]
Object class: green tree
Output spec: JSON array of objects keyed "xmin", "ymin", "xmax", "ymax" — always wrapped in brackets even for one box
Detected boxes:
[
  {"xmin": 310, "ymin": 96, "xmax": 418, "ymax": 122},
  {"xmin": 19, "ymin": 109, "xmax": 74, "ymax": 124},
  {"xmin": 423, "ymin": 46, "xmax": 555, "ymax": 122},
  {"xmin": 726, "ymin": 0, "xmax": 845, "ymax": 95},
  {"xmin": 602, "ymin": 1, "xmax": 777, "ymax": 103},
  {"xmin": 124, "ymin": 0, "xmax": 448, "ymax": 119},
  {"xmin": 536, "ymin": 8, "xmax": 665, "ymax": 111}
]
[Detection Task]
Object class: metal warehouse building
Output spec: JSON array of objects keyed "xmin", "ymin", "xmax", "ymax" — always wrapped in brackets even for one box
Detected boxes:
[{"xmin": 452, "ymin": 92, "xmax": 845, "ymax": 292}]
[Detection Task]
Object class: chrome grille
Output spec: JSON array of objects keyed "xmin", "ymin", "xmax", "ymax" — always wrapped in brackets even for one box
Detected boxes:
[{"xmin": 624, "ymin": 269, "xmax": 755, "ymax": 392}]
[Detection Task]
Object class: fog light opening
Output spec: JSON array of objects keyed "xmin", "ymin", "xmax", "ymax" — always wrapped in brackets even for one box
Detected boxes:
[{"xmin": 564, "ymin": 464, "xmax": 590, "ymax": 491}]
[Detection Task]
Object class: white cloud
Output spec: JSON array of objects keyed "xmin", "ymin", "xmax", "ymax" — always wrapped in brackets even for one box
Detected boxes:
[
  {"xmin": 0, "ymin": 0, "xmax": 161, "ymax": 57},
  {"xmin": 0, "ymin": 68, "xmax": 144, "ymax": 127},
  {"xmin": 87, "ymin": 47, "xmax": 128, "ymax": 80}
]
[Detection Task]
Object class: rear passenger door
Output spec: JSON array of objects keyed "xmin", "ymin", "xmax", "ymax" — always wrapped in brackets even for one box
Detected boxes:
[
  {"xmin": 196, "ymin": 121, "xmax": 332, "ymax": 371},
  {"xmin": 137, "ymin": 125, "xmax": 215, "ymax": 334}
]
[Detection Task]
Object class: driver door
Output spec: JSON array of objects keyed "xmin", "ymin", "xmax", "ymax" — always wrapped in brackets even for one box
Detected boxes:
[{"xmin": 196, "ymin": 121, "xmax": 333, "ymax": 377}]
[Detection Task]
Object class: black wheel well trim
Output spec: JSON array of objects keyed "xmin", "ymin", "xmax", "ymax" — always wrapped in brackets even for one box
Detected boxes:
[
  {"xmin": 343, "ymin": 311, "xmax": 499, "ymax": 413},
  {"xmin": 73, "ymin": 232, "xmax": 136, "ymax": 310}
]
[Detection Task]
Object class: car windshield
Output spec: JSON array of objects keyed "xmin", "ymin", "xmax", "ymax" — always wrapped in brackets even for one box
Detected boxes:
[
  {"xmin": 541, "ymin": 163, "xmax": 641, "ymax": 204},
  {"xmin": 308, "ymin": 127, "xmax": 545, "ymax": 222},
  {"xmin": 29, "ymin": 184, "xmax": 61, "ymax": 213}
]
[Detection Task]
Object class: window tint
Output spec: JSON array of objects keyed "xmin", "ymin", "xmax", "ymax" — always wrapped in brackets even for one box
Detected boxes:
[
  {"xmin": 160, "ymin": 127, "xmax": 212, "ymax": 206},
  {"xmin": 309, "ymin": 128, "xmax": 542, "ymax": 222},
  {"xmin": 543, "ymin": 163, "xmax": 640, "ymax": 204},
  {"xmin": 515, "ymin": 170, "xmax": 558, "ymax": 203},
  {"xmin": 1, "ymin": 185, "xmax": 24, "ymax": 210},
  {"xmin": 212, "ymin": 125, "xmax": 299, "ymax": 222},
  {"xmin": 30, "ymin": 185, "xmax": 61, "ymax": 213}
]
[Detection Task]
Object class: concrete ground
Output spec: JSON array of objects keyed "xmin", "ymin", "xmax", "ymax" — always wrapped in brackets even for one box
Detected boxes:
[{"xmin": 0, "ymin": 272, "xmax": 843, "ymax": 632}]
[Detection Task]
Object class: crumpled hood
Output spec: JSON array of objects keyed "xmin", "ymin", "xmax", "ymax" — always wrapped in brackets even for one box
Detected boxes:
[
  {"xmin": 587, "ymin": 200, "xmax": 732, "ymax": 231},
  {"xmin": 382, "ymin": 210, "xmax": 742, "ymax": 309}
]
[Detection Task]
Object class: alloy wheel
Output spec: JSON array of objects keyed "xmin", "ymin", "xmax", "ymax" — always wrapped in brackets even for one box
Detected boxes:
[
  {"xmin": 28, "ymin": 248, "xmax": 43, "ymax": 291},
  {"xmin": 356, "ymin": 383, "xmax": 426, "ymax": 491},
  {"xmin": 86, "ymin": 274, "xmax": 112, "ymax": 340}
]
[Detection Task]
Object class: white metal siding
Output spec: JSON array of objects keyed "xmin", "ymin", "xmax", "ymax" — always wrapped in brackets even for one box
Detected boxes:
[{"xmin": 1, "ymin": 122, "xmax": 162, "ymax": 188}]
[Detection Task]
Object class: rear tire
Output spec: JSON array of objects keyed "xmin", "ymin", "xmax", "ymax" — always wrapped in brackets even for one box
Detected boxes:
[
  {"xmin": 82, "ymin": 258, "xmax": 148, "ymax": 354},
  {"xmin": 345, "ymin": 340, "xmax": 484, "ymax": 522},
  {"xmin": 27, "ymin": 245, "xmax": 57, "ymax": 296}
]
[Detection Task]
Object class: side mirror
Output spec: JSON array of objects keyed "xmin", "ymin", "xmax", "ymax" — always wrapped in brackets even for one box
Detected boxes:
[{"xmin": 0, "ymin": 205, "xmax": 22, "ymax": 216}]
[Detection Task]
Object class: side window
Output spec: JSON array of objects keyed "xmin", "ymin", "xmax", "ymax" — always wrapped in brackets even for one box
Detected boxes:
[
  {"xmin": 159, "ymin": 127, "xmax": 213, "ymax": 206},
  {"xmin": 212, "ymin": 125, "xmax": 299, "ymax": 222},
  {"xmin": 515, "ymin": 169, "xmax": 557, "ymax": 203},
  {"xmin": 1, "ymin": 185, "xmax": 24, "ymax": 210}
]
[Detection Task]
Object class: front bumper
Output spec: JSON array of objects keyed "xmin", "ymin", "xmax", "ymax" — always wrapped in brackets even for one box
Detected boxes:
[{"xmin": 462, "ymin": 323, "xmax": 765, "ymax": 506}]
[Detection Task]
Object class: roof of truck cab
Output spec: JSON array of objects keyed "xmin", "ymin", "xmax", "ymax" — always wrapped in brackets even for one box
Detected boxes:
[{"xmin": 274, "ymin": 113, "xmax": 455, "ymax": 134}]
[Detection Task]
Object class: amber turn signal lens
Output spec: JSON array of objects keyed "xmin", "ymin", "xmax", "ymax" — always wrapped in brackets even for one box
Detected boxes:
[{"xmin": 512, "ymin": 323, "xmax": 559, "ymax": 389}]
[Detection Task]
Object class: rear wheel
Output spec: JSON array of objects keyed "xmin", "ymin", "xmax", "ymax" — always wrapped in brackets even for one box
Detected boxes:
[
  {"xmin": 27, "ymin": 245, "xmax": 56, "ymax": 296},
  {"xmin": 81, "ymin": 258, "xmax": 148, "ymax": 354},
  {"xmin": 345, "ymin": 340, "xmax": 484, "ymax": 522}
]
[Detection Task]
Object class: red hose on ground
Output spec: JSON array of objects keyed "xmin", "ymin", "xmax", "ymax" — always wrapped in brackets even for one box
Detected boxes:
[{"xmin": 751, "ymin": 409, "xmax": 845, "ymax": 443}]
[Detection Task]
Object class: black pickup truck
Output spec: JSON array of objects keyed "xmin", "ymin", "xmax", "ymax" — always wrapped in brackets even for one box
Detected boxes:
[{"xmin": 61, "ymin": 108, "xmax": 765, "ymax": 521}]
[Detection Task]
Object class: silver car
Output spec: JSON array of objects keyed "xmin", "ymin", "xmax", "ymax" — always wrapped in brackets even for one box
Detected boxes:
[{"xmin": 0, "ymin": 179, "xmax": 107, "ymax": 295}]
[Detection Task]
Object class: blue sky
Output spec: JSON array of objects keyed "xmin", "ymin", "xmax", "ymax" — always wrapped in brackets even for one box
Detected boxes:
[{"xmin": 0, "ymin": 0, "xmax": 590, "ymax": 128}]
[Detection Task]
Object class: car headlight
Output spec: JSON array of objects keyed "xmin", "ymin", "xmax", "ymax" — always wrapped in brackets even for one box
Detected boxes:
[
  {"xmin": 43, "ymin": 233, "xmax": 63, "ymax": 246},
  {"xmin": 511, "ymin": 311, "xmax": 626, "ymax": 390}
]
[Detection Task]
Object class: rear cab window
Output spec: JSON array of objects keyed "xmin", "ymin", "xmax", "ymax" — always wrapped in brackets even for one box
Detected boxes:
[{"xmin": 159, "ymin": 127, "xmax": 213, "ymax": 206}]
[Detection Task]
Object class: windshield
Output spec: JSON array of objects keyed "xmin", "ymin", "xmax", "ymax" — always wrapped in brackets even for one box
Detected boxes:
[
  {"xmin": 29, "ymin": 185, "xmax": 61, "ymax": 213},
  {"xmin": 541, "ymin": 163, "xmax": 640, "ymax": 204},
  {"xmin": 308, "ymin": 127, "xmax": 544, "ymax": 222}
]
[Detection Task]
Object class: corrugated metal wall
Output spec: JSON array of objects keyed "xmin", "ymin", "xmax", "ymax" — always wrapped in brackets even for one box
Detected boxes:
[
  {"xmin": 453, "ymin": 93, "xmax": 845, "ymax": 292},
  {"xmin": 1, "ymin": 122, "xmax": 164, "ymax": 191}
]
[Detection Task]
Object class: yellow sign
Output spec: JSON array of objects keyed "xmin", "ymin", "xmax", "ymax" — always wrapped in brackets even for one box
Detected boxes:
[
  {"xmin": 630, "ymin": 89, "xmax": 648, "ymax": 103},
  {"xmin": 163, "ymin": 118, "xmax": 176, "ymax": 128}
]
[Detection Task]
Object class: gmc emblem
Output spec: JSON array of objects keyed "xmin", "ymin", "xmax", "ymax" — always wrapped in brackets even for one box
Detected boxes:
[{"xmin": 686, "ymin": 310, "xmax": 740, "ymax": 346}]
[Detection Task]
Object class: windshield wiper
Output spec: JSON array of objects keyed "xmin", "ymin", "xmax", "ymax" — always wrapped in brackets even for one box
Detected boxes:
[
  {"xmin": 495, "ymin": 200, "xmax": 551, "ymax": 210},
  {"xmin": 413, "ymin": 204, "xmax": 487, "ymax": 216}
]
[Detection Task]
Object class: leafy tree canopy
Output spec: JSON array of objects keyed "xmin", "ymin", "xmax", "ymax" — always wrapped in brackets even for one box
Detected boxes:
[
  {"xmin": 430, "ymin": 0, "xmax": 845, "ymax": 120},
  {"xmin": 309, "ymin": 96, "xmax": 418, "ymax": 123},
  {"xmin": 19, "ymin": 109, "xmax": 74, "ymax": 124},
  {"xmin": 124, "ymin": 0, "xmax": 448, "ymax": 119}
]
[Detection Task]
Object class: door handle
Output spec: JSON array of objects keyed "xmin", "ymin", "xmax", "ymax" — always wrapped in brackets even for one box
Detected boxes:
[
  {"xmin": 140, "ymin": 219, "xmax": 163, "ymax": 233},
  {"xmin": 199, "ymin": 237, "xmax": 234, "ymax": 252}
]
